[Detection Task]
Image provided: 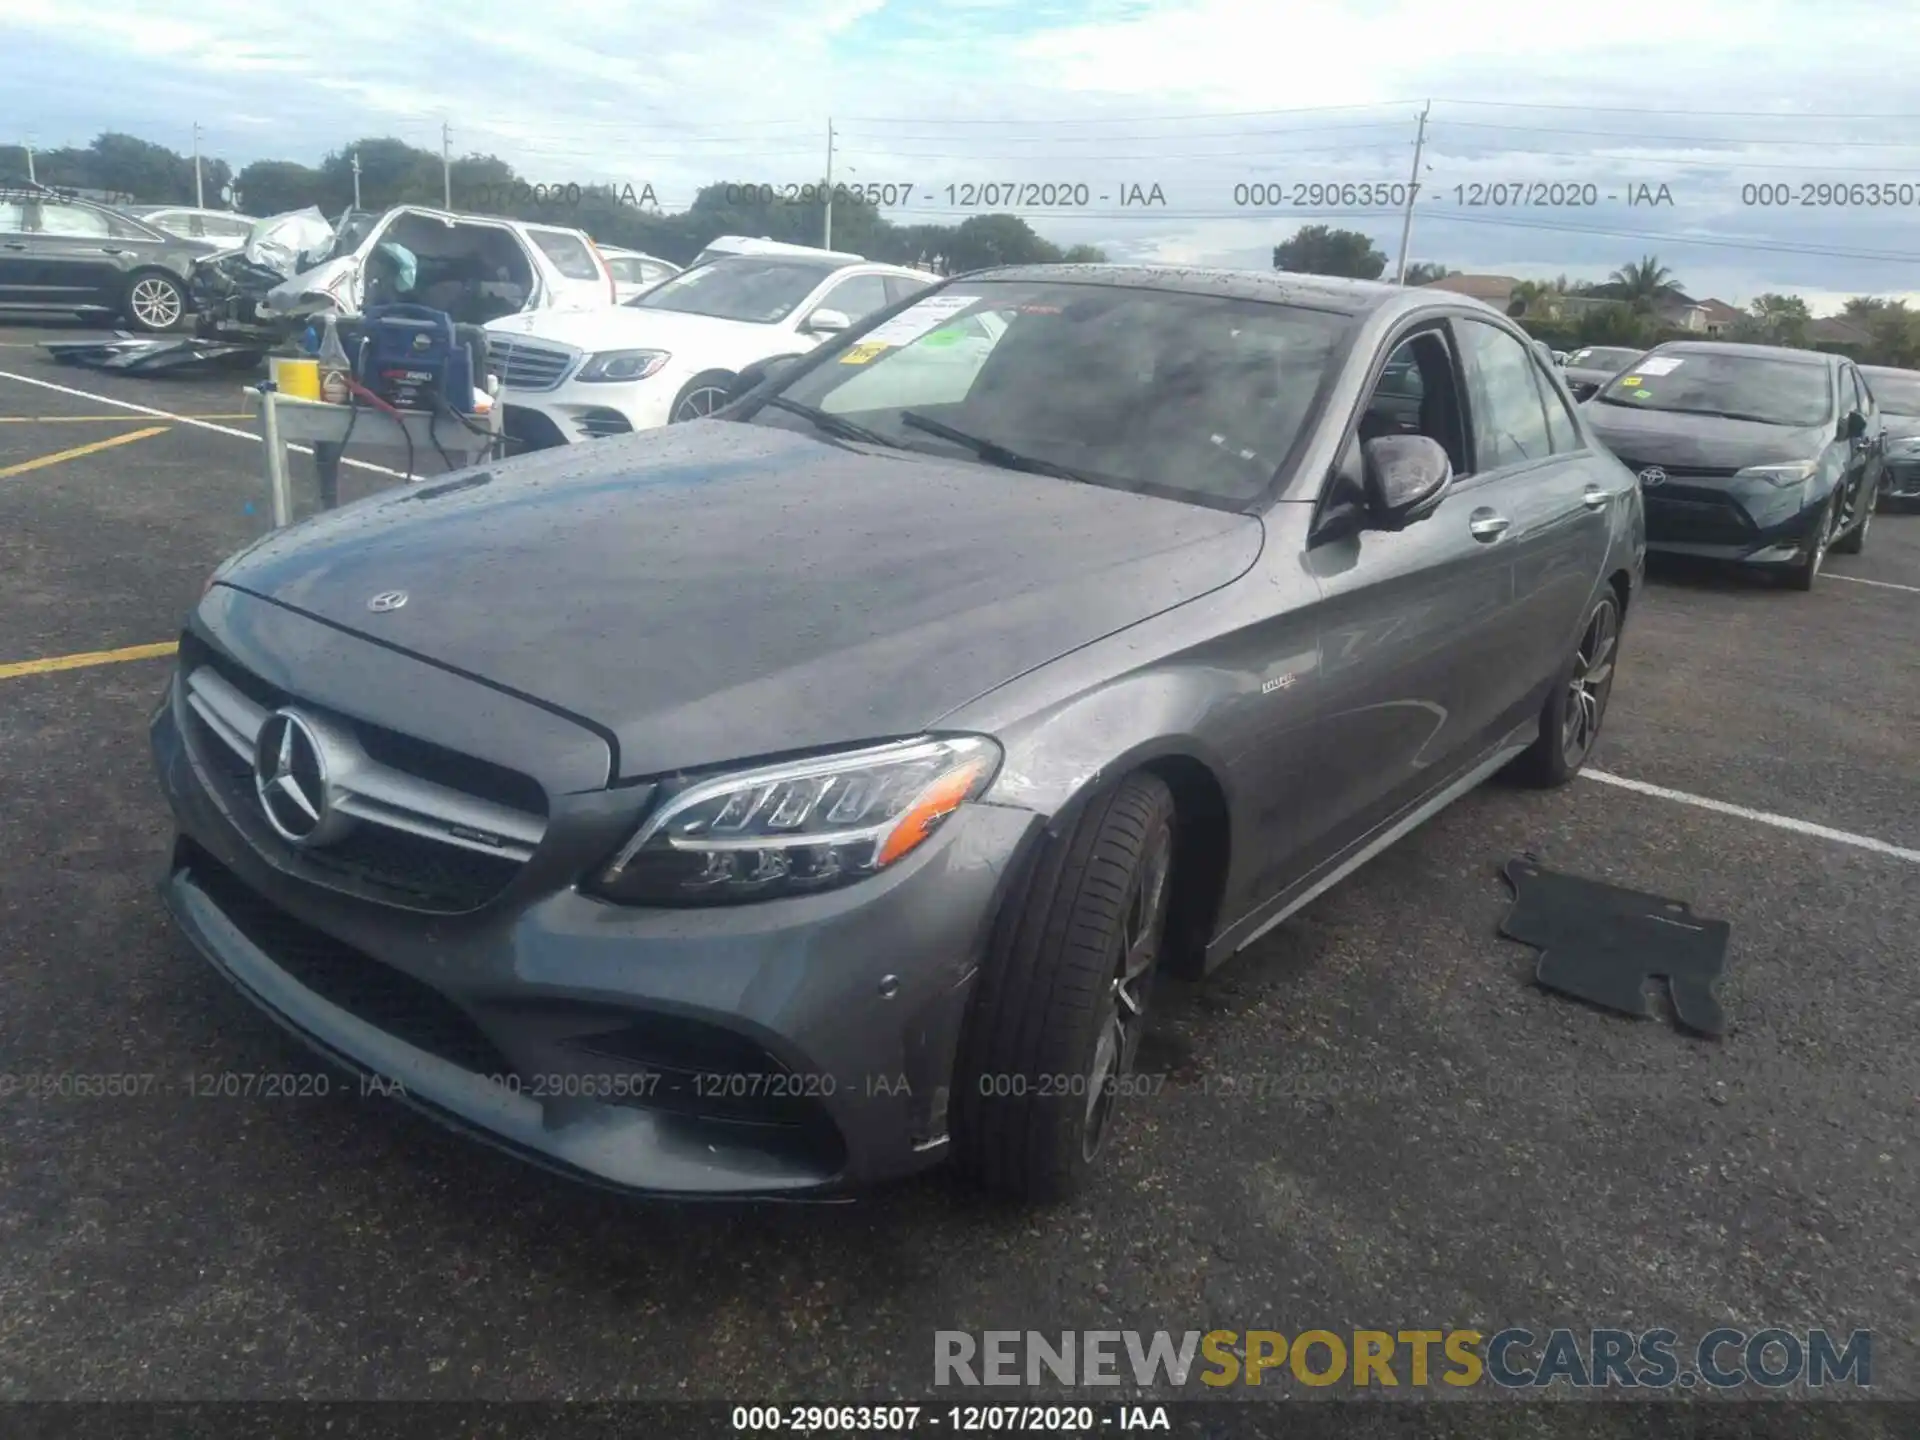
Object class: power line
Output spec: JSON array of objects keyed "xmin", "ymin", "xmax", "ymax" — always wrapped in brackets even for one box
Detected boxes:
[
  {"xmin": 1435, "ymin": 120, "xmax": 1920, "ymax": 148},
  {"xmin": 832, "ymin": 121, "xmax": 1423, "ymax": 143},
  {"xmin": 834, "ymin": 101, "xmax": 1425, "ymax": 124},
  {"xmin": 1430, "ymin": 98, "xmax": 1920, "ymax": 120}
]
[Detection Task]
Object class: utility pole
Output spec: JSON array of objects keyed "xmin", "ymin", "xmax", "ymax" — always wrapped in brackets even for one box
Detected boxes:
[
  {"xmin": 192, "ymin": 122, "xmax": 204, "ymax": 208},
  {"xmin": 822, "ymin": 118, "xmax": 835, "ymax": 250},
  {"xmin": 441, "ymin": 121, "xmax": 453, "ymax": 209},
  {"xmin": 351, "ymin": 148, "xmax": 362, "ymax": 208},
  {"xmin": 1393, "ymin": 101, "xmax": 1431, "ymax": 286},
  {"xmin": 23, "ymin": 133, "xmax": 33, "ymax": 184}
]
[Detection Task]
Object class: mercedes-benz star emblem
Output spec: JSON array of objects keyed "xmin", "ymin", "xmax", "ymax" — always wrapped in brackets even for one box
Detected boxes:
[
  {"xmin": 1638, "ymin": 467, "xmax": 1668, "ymax": 488},
  {"xmin": 367, "ymin": 590, "xmax": 408, "ymax": 612},
  {"xmin": 253, "ymin": 711, "xmax": 333, "ymax": 845}
]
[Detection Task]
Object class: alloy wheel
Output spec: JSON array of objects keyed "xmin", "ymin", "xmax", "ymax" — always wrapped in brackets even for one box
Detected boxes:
[
  {"xmin": 1560, "ymin": 598, "xmax": 1619, "ymax": 769},
  {"xmin": 1082, "ymin": 822, "xmax": 1171, "ymax": 1161},
  {"xmin": 672, "ymin": 386, "xmax": 728, "ymax": 422},
  {"xmin": 129, "ymin": 277, "xmax": 182, "ymax": 330}
]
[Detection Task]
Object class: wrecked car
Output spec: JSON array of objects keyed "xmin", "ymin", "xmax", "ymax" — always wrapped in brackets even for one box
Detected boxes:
[{"xmin": 192, "ymin": 204, "xmax": 616, "ymax": 343}]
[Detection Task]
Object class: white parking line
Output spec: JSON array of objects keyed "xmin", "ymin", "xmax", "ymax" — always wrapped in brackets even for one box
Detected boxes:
[
  {"xmin": 0, "ymin": 369, "xmax": 406, "ymax": 479},
  {"xmin": 1827, "ymin": 573, "xmax": 1920, "ymax": 596},
  {"xmin": 1583, "ymin": 769, "xmax": 1920, "ymax": 864}
]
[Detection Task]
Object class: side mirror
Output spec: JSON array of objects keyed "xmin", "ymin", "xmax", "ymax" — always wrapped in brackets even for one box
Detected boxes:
[
  {"xmin": 1361, "ymin": 435, "xmax": 1453, "ymax": 530},
  {"xmin": 802, "ymin": 307, "xmax": 851, "ymax": 336},
  {"xmin": 727, "ymin": 353, "xmax": 800, "ymax": 402},
  {"xmin": 1844, "ymin": 409, "xmax": 1868, "ymax": 439}
]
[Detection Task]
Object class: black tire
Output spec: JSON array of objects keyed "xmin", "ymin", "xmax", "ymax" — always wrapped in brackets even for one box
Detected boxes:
[
  {"xmin": 123, "ymin": 270, "xmax": 188, "ymax": 333},
  {"xmin": 1508, "ymin": 589, "xmax": 1622, "ymax": 788},
  {"xmin": 1785, "ymin": 491, "xmax": 1839, "ymax": 590},
  {"xmin": 949, "ymin": 773, "xmax": 1177, "ymax": 1202},
  {"xmin": 668, "ymin": 371, "xmax": 734, "ymax": 423},
  {"xmin": 1831, "ymin": 479, "xmax": 1874, "ymax": 554}
]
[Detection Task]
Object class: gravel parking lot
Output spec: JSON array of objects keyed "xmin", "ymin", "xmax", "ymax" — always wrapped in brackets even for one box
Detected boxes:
[{"xmin": 1, "ymin": 320, "xmax": 1916, "ymax": 1405}]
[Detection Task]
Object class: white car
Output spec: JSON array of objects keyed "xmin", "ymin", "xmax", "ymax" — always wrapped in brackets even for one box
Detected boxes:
[
  {"xmin": 125, "ymin": 205, "xmax": 258, "ymax": 244},
  {"xmin": 598, "ymin": 246, "xmax": 681, "ymax": 303},
  {"xmin": 485, "ymin": 253, "xmax": 935, "ymax": 446},
  {"xmin": 257, "ymin": 205, "xmax": 617, "ymax": 328}
]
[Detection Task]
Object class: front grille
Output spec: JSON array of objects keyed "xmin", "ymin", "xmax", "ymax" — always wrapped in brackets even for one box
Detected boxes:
[
  {"xmin": 184, "ymin": 841, "xmax": 516, "ymax": 1077},
  {"xmin": 575, "ymin": 407, "xmax": 633, "ymax": 440},
  {"xmin": 1643, "ymin": 491, "xmax": 1757, "ymax": 545},
  {"xmin": 178, "ymin": 634, "xmax": 545, "ymax": 914},
  {"xmin": 1613, "ymin": 458, "xmax": 1743, "ymax": 481},
  {"xmin": 487, "ymin": 336, "xmax": 577, "ymax": 392}
]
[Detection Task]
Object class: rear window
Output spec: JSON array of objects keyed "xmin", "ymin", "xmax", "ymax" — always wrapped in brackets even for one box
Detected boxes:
[
  {"xmin": 1865, "ymin": 371, "xmax": 1920, "ymax": 416},
  {"xmin": 526, "ymin": 228, "xmax": 602, "ymax": 281}
]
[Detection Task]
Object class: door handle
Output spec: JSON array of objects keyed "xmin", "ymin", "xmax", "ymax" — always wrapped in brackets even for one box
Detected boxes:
[
  {"xmin": 1468, "ymin": 509, "xmax": 1511, "ymax": 542},
  {"xmin": 1581, "ymin": 485, "xmax": 1610, "ymax": 509},
  {"xmin": 1, "ymin": 241, "xmax": 25, "ymax": 250},
  {"xmin": 98, "ymin": 246, "xmax": 124, "ymax": 256}
]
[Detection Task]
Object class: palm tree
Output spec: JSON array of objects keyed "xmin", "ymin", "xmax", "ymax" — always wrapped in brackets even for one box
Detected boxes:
[{"xmin": 1608, "ymin": 255, "xmax": 1683, "ymax": 314}]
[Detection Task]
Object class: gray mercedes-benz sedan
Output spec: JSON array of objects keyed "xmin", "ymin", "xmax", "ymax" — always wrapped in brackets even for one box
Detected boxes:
[{"xmin": 151, "ymin": 264, "xmax": 1646, "ymax": 1203}]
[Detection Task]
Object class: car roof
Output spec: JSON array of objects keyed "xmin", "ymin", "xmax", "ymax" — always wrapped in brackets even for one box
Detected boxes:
[
  {"xmin": 949, "ymin": 262, "xmax": 1485, "ymax": 318},
  {"xmin": 1861, "ymin": 363, "xmax": 1920, "ymax": 378},
  {"xmin": 1644, "ymin": 338, "xmax": 1836, "ymax": 366}
]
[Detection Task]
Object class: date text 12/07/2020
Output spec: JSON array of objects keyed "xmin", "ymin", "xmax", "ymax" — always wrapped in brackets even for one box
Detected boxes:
[
  {"xmin": 714, "ymin": 181, "xmax": 1168, "ymax": 208},
  {"xmin": 1231, "ymin": 181, "xmax": 1677, "ymax": 208}
]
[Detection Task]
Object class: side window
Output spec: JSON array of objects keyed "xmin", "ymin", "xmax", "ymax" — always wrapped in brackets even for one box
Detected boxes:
[
  {"xmin": 1531, "ymin": 358, "xmax": 1582, "ymax": 452},
  {"xmin": 1350, "ymin": 328, "xmax": 1469, "ymax": 477},
  {"xmin": 638, "ymin": 260, "xmax": 675, "ymax": 285},
  {"xmin": 818, "ymin": 273, "xmax": 891, "ymax": 321},
  {"xmin": 1847, "ymin": 367, "xmax": 1871, "ymax": 418},
  {"xmin": 1456, "ymin": 318, "xmax": 1554, "ymax": 471},
  {"xmin": 884, "ymin": 274, "xmax": 932, "ymax": 305},
  {"xmin": 38, "ymin": 203, "xmax": 111, "ymax": 238},
  {"xmin": 605, "ymin": 257, "xmax": 641, "ymax": 283},
  {"xmin": 525, "ymin": 227, "xmax": 600, "ymax": 280}
]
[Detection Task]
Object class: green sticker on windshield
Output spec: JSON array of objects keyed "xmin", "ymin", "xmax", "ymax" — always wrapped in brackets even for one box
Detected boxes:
[{"xmin": 922, "ymin": 327, "xmax": 966, "ymax": 347}]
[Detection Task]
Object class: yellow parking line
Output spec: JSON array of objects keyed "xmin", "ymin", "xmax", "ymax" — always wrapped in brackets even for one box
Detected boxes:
[
  {"xmin": 0, "ymin": 425, "xmax": 171, "ymax": 480},
  {"xmin": 0, "ymin": 640, "xmax": 178, "ymax": 681},
  {"xmin": 0, "ymin": 414, "xmax": 254, "ymax": 423}
]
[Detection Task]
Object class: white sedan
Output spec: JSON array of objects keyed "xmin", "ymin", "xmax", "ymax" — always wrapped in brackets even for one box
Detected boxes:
[{"xmin": 484, "ymin": 254, "xmax": 935, "ymax": 447}]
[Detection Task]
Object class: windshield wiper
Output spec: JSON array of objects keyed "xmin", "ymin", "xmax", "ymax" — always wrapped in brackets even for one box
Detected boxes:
[
  {"xmin": 762, "ymin": 396, "xmax": 903, "ymax": 449},
  {"xmin": 898, "ymin": 410, "xmax": 1102, "ymax": 486},
  {"xmin": 1677, "ymin": 408, "xmax": 1792, "ymax": 426}
]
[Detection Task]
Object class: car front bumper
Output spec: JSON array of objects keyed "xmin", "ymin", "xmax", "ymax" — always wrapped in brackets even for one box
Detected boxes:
[
  {"xmin": 1636, "ymin": 471, "xmax": 1833, "ymax": 566},
  {"xmin": 1883, "ymin": 457, "xmax": 1920, "ymax": 500},
  {"xmin": 499, "ymin": 374, "xmax": 681, "ymax": 448},
  {"xmin": 150, "ymin": 648, "xmax": 1041, "ymax": 1198}
]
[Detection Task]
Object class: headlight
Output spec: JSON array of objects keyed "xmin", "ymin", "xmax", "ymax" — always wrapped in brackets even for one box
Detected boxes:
[
  {"xmin": 1735, "ymin": 461, "xmax": 1818, "ymax": 487},
  {"xmin": 590, "ymin": 735, "xmax": 1001, "ymax": 906},
  {"xmin": 576, "ymin": 350, "xmax": 670, "ymax": 383}
]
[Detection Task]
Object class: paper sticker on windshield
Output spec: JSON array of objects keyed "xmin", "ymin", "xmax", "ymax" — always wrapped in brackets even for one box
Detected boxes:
[
  {"xmin": 1621, "ymin": 376, "xmax": 1643, "ymax": 387},
  {"xmin": 859, "ymin": 294, "xmax": 981, "ymax": 348},
  {"xmin": 1635, "ymin": 357, "xmax": 1684, "ymax": 376},
  {"xmin": 839, "ymin": 341, "xmax": 889, "ymax": 365}
]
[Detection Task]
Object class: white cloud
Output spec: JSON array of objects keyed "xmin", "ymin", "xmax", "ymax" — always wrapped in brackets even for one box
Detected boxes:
[{"xmin": 5, "ymin": 0, "xmax": 1920, "ymax": 303}]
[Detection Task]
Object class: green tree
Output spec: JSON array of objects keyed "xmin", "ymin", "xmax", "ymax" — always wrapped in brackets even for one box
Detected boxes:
[
  {"xmin": 233, "ymin": 159, "xmax": 326, "ymax": 216},
  {"xmin": 1741, "ymin": 292, "xmax": 1812, "ymax": 347},
  {"xmin": 1403, "ymin": 261, "xmax": 1452, "ymax": 285},
  {"xmin": 1060, "ymin": 244, "xmax": 1109, "ymax": 263},
  {"xmin": 1607, "ymin": 255, "xmax": 1684, "ymax": 314},
  {"xmin": 1511, "ymin": 279, "xmax": 1562, "ymax": 319},
  {"xmin": 1272, "ymin": 224, "xmax": 1387, "ymax": 279},
  {"xmin": 946, "ymin": 213, "xmax": 1063, "ymax": 271}
]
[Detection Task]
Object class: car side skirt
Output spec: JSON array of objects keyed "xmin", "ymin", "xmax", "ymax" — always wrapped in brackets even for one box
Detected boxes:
[{"xmin": 1204, "ymin": 721, "xmax": 1538, "ymax": 971}]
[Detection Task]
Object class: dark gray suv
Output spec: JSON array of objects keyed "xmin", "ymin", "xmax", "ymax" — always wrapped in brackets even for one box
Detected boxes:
[{"xmin": 151, "ymin": 266, "xmax": 1646, "ymax": 1202}]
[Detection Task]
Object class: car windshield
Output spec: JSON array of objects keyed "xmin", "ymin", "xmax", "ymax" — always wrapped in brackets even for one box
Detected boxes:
[
  {"xmin": 631, "ymin": 257, "xmax": 840, "ymax": 321},
  {"xmin": 317, "ymin": 210, "xmax": 381, "ymax": 263},
  {"xmin": 1569, "ymin": 347, "xmax": 1641, "ymax": 369},
  {"xmin": 1598, "ymin": 351, "xmax": 1832, "ymax": 427},
  {"xmin": 754, "ymin": 280, "xmax": 1354, "ymax": 508},
  {"xmin": 1866, "ymin": 371, "xmax": 1920, "ymax": 415}
]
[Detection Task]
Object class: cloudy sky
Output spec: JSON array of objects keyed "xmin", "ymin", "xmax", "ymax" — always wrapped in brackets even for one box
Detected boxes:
[{"xmin": 5, "ymin": 0, "xmax": 1920, "ymax": 311}]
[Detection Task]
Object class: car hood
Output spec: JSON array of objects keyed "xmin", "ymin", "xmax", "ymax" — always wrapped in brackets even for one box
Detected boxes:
[
  {"xmin": 1582, "ymin": 400, "xmax": 1830, "ymax": 469},
  {"xmin": 213, "ymin": 422, "xmax": 1263, "ymax": 782},
  {"xmin": 1881, "ymin": 414, "xmax": 1920, "ymax": 440},
  {"xmin": 1563, "ymin": 365, "xmax": 1626, "ymax": 388},
  {"xmin": 485, "ymin": 305, "xmax": 782, "ymax": 354},
  {"xmin": 263, "ymin": 256, "xmax": 355, "ymax": 315}
]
